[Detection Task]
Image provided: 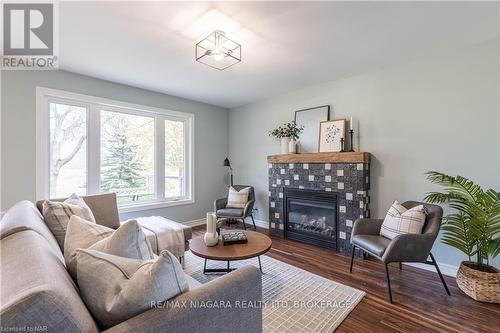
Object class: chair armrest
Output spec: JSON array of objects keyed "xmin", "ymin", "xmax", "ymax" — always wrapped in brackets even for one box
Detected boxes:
[
  {"xmin": 382, "ymin": 233, "xmax": 436, "ymax": 263},
  {"xmin": 103, "ymin": 265, "xmax": 262, "ymax": 333},
  {"xmin": 243, "ymin": 200, "xmax": 255, "ymax": 218},
  {"xmin": 351, "ymin": 218, "xmax": 384, "ymax": 237},
  {"xmin": 214, "ymin": 198, "xmax": 227, "ymax": 212}
]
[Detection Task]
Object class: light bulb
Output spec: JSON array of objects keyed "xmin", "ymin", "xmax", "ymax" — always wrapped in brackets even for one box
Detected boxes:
[{"xmin": 214, "ymin": 53, "xmax": 225, "ymax": 61}]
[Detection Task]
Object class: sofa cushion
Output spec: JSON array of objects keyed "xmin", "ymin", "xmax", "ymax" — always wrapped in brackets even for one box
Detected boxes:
[
  {"xmin": 37, "ymin": 192, "xmax": 121, "ymax": 230},
  {"xmin": 0, "ymin": 200, "xmax": 63, "ymax": 263},
  {"xmin": 64, "ymin": 215, "xmax": 114, "ymax": 277},
  {"xmin": 76, "ymin": 249, "xmax": 189, "ymax": 329},
  {"xmin": 380, "ymin": 200, "xmax": 426, "ymax": 239},
  {"xmin": 0, "ymin": 230, "xmax": 99, "ymax": 333},
  {"xmin": 42, "ymin": 193, "xmax": 96, "ymax": 249},
  {"xmin": 351, "ymin": 234, "xmax": 391, "ymax": 257},
  {"xmin": 65, "ymin": 217, "xmax": 156, "ymax": 278}
]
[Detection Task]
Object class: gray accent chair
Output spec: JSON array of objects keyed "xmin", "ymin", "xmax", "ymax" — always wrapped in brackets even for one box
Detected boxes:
[
  {"xmin": 214, "ymin": 185, "xmax": 256, "ymax": 230},
  {"xmin": 349, "ymin": 201, "xmax": 450, "ymax": 303}
]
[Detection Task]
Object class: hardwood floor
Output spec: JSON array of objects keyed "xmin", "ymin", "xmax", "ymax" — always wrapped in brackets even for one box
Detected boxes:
[{"xmin": 192, "ymin": 225, "xmax": 500, "ymax": 333}]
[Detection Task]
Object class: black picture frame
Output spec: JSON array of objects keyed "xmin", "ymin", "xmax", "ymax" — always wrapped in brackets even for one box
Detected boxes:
[{"xmin": 294, "ymin": 105, "xmax": 330, "ymax": 153}]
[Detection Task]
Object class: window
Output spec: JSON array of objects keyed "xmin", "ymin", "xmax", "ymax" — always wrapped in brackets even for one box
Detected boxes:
[
  {"xmin": 49, "ymin": 102, "xmax": 88, "ymax": 197},
  {"xmin": 37, "ymin": 87, "xmax": 194, "ymax": 212}
]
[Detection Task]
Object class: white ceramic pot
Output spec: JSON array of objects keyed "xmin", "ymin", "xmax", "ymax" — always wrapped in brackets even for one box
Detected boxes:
[
  {"xmin": 281, "ymin": 137, "xmax": 291, "ymax": 154},
  {"xmin": 289, "ymin": 139, "xmax": 297, "ymax": 154},
  {"xmin": 203, "ymin": 212, "xmax": 219, "ymax": 246}
]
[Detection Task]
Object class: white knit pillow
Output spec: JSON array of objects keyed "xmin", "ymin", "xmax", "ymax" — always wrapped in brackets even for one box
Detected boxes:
[
  {"xmin": 380, "ymin": 201, "xmax": 426, "ymax": 239},
  {"xmin": 226, "ymin": 186, "xmax": 251, "ymax": 209}
]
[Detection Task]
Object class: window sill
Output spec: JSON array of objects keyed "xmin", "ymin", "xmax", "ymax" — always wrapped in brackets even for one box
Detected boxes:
[{"xmin": 118, "ymin": 198, "xmax": 195, "ymax": 214}]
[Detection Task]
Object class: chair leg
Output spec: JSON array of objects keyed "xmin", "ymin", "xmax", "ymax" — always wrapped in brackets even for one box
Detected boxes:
[
  {"xmin": 384, "ymin": 263, "xmax": 393, "ymax": 304},
  {"xmin": 349, "ymin": 246, "xmax": 356, "ymax": 273},
  {"xmin": 399, "ymin": 262, "xmax": 402, "ymax": 270},
  {"xmin": 429, "ymin": 252, "xmax": 451, "ymax": 296},
  {"xmin": 250, "ymin": 214, "xmax": 257, "ymax": 230}
]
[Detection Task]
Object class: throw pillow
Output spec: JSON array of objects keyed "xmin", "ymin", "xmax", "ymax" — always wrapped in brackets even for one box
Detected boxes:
[
  {"xmin": 64, "ymin": 217, "xmax": 155, "ymax": 278},
  {"xmin": 42, "ymin": 193, "xmax": 96, "ymax": 249},
  {"xmin": 380, "ymin": 201, "xmax": 427, "ymax": 239},
  {"xmin": 226, "ymin": 186, "xmax": 251, "ymax": 208},
  {"xmin": 76, "ymin": 249, "xmax": 189, "ymax": 329}
]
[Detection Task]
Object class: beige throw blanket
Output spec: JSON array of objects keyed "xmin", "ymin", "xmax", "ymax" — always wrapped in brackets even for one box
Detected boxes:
[{"xmin": 135, "ymin": 216, "xmax": 186, "ymax": 260}]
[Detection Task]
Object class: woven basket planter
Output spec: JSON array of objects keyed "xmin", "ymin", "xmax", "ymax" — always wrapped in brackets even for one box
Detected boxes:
[{"xmin": 456, "ymin": 261, "xmax": 500, "ymax": 303}]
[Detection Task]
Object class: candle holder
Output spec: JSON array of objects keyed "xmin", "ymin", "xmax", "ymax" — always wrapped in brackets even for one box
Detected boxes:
[
  {"xmin": 348, "ymin": 129, "xmax": 355, "ymax": 152},
  {"xmin": 340, "ymin": 138, "xmax": 345, "ymax": 152}
]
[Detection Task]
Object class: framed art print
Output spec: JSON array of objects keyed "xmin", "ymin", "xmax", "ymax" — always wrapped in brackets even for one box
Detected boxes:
[
  {"xmin": 318, "ymin": 119, "xmax": 346, "ymax": 152},
  {"xmin": 294, "ymin": 105, "xmax": 330, "ymax": 153}
]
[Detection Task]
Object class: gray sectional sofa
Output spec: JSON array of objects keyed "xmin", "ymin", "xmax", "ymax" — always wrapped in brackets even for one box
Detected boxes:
[{"xmin": 0, "ymin": 199, "xmax": 262, "ymax": 333}]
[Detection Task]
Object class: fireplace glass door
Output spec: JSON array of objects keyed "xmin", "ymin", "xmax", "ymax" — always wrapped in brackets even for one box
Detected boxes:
[
  {"xmin": 287, "ymin": 199, "xmax": 336, "ymax": 238},
  {"xmin": 284, "ymin": 187, "xmax": 338, "ymax": 249}
]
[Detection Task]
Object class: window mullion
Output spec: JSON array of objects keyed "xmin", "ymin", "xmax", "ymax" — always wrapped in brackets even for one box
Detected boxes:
[
  {"xmin": 87, "ymin": 105, "xmax": 100, "ymax": 194},
  {"xmin": 156, "ymin": 116, "xmax": 165, "ymax": 200}
]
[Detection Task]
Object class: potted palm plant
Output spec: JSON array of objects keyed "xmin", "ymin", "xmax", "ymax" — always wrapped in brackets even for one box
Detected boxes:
[{"xmin": 425, "ymin": 171, "xmax": 500, "ymax": 303}]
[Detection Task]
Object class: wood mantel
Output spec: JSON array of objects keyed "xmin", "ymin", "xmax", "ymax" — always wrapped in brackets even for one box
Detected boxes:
[{"xmin": 267, "ymin": 152, "xmax": 370, "ymax": 164}]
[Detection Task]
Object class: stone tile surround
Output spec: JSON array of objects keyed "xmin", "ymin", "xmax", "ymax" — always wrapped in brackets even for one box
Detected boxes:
[{"xmin": 268, "ymin": 161, "xmax": 370, "ymax": 255}]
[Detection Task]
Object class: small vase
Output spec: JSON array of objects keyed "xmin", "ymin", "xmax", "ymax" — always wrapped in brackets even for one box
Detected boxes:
[
  {"xmin": 289, "ymin": 139, "xmax": 297, "ymax": 154},
  {"xmin": 281, "ymin": 137, "xmax": 290, "ymax": 154},
  {"xmin": 204, "ymin": 212, "xmax": 219, "ymax": 246}
]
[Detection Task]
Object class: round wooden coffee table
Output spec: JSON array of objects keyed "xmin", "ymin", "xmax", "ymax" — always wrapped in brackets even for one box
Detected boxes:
[{"xmin": 190, "ymin": 230, "xmax": 272, "ymax": 274}]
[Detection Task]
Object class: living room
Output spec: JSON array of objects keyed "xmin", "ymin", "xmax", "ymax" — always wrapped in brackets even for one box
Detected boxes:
[{"xmin": 1, "ymin": 1, "xmax": 499, "ymax": 333}]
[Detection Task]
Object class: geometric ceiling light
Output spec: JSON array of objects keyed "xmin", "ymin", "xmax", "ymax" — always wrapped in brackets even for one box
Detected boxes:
[{"xmin": 195, "ymin": 30, "xmax": 241, "ymax": 70}]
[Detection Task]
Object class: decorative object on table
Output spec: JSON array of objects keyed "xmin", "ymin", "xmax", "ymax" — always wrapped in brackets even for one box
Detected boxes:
[
  {"xmin": 350, "ymin": 200, "xmax": 451, "ymax": 303},
  {"xmin": 294, "ymin": 105, "xmax": 330, "ymax": 153},
  {"xmin": 340, "ymin": 138, "xmax": 345, "ymax": 152},
  {"xmin": 348, "ymin": 116, "xmax": 355, "ymax": 152},
  {"xmin": 269, "ymin": 121, "xmax": 304, "ymax": 155},
  {"xmin": 223, "ymin": 157, "xmax": 234, "ymax": 186},
  {"xmin": 318, "ymin": 119, "xmax": 346, "ymax": 152},
  {"xmin": 425, "ymin": 171, "xmax": 500, "ymax": 303},
  {"xmin": 203, "ymin": 212, "xmax": 219, "ymax": 246},
  {"xmin": 214, "ymin": 185, "xmax": 257, "ymax": 230},
  {"xmin": 221, "ymin": 231, "xmax": 248, "ymax": 245},
  {"xmin": 195, "ymin": 30, "xmax": 241, "ymax": 70}
]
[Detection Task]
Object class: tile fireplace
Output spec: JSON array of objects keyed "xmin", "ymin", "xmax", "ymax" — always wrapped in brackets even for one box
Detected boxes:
[{"xmin": 267, "ymin": 152, "xmax": 371, "ymax": 256}]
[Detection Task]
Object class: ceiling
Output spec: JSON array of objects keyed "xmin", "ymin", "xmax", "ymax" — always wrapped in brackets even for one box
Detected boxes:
[{"xmin": 59, "ymin": 2, "xmax": 499, "ymax": 109}]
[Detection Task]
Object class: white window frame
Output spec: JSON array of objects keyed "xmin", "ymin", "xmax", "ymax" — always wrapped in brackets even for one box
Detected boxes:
[{"xmin": 36, "ymin": 87, "xmax": 195, "ymax": 213}]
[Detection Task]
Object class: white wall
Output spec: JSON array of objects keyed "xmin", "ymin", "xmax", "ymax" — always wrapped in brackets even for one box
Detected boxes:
[
  {"xmin": 1, "ymin": 70, "xmax": 229, "ymax": 223},
  {"xmin": 228, "ymin": 41, "xmax": 500, "ymax": 268}
]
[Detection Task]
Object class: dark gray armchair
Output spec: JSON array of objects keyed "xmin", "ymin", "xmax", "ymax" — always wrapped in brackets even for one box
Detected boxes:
[
  {"xmin": 214, "ymin": 185, "xmax": 256, "ymax": 230},
  {"xmin": 349, "ymin": 201, "xmax": 450, "ymax": 303}
]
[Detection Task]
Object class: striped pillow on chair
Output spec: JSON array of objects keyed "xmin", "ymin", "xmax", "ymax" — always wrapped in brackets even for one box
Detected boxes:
[
  {"xmin": 380, "ymin": 200, "xmax": 426, "ymax": 239},
  {"xmin": 226, "ymin": 186, "xmax": 251, "ymax": 209}
]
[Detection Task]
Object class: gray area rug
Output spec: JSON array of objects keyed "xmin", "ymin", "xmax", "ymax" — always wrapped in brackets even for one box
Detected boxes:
[{"xmin": 184, "ymin": 251, "xmax": 365, "ymax": 332}]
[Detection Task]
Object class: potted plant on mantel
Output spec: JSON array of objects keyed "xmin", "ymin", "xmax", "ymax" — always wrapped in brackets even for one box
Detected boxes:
[
  {"xmin": 269, "ymin": 121, "xmax": 304, "ymax": 154},
  {"xmin": 425, "ymin": 171, "xmax": 500, "ymax": 303}
]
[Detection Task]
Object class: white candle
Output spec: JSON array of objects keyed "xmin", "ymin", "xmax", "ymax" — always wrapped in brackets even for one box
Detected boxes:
[{"xmin": 350, "ymin": 117, "xmax": 353, "ymax": 130}]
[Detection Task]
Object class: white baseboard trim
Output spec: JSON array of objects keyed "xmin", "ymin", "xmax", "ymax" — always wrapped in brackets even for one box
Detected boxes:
[
  {"xmin": 254, "ymin": 219, "xmax": 269, "ymax": 229},
  {"xmin": 405, "ymin": 262, "xmax": 458, "ymax": 277}
]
